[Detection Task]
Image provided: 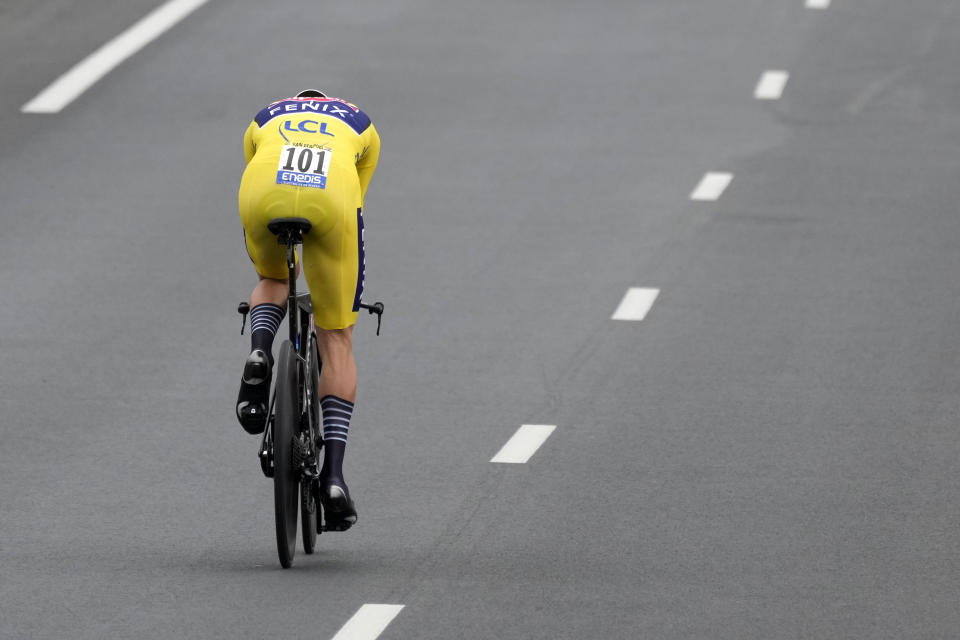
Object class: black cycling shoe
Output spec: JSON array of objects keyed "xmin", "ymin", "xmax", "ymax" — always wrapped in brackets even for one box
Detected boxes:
[
  {"xmin": 319, "ymin": 478, "xmax": 357, "ymax": 531},
  {"xmin": 236, "ymin": 349, "xmax": 272, "ymax": 434}
]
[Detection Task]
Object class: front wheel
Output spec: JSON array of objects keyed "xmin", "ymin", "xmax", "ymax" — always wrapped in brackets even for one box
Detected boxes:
[{"xmin": 273, "ymin": 341, "xmax": 299, "ymax": 568}]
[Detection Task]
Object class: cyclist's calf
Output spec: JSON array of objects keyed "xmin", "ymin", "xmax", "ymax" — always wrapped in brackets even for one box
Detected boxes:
[
  {"xmin": 251, "ymin": 263, "xmax": 300, "ymax": 308},
  {"xmin": 316, "ymin": 326, "xmax": 356, "ymax": 403}
]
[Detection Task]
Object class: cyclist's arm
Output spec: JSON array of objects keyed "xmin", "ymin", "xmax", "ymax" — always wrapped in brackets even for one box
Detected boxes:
[
  {"xmin": 356, "ymin": 123, "xmax": 381, "ymax": 203},
  {"xmin": 243, "ymin": 121, "xmax": 258, "ymax": 164}
]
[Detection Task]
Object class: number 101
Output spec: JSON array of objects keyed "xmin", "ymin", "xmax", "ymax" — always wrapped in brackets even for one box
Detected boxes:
[{"xmin": 280, "ymin": 146, "xmax": 330, "ymax": 175}]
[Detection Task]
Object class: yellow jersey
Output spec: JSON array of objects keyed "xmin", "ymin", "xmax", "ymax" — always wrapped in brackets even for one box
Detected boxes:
[{"xmin": 238, "ymin": 96, "xmax": 380, "ymax": 329}]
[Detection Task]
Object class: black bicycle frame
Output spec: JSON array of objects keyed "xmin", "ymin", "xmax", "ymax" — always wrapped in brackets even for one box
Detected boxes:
[
  {"xmin": 285, "ymin": 241, "xmax": 299, "ymax": 347},
  {"xmin": 283, "ymin": 240, "xmax": 312, "ymax": 360}
]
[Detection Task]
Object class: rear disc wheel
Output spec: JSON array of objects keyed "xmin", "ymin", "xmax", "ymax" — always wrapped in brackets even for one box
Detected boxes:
[{"xmin": 302, "ymin": 335, "xmax": 321, "ymax": 553}]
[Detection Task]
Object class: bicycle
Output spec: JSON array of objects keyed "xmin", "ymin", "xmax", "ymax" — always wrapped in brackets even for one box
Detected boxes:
[{"xmin": 236, "ymin": 217, "xmax": 383, "ymax": 569}]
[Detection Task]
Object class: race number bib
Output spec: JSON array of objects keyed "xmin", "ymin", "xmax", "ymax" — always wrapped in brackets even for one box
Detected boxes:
[{"xmin": 276, "ymin": 145, "xmax": 332, "ymax": 189}]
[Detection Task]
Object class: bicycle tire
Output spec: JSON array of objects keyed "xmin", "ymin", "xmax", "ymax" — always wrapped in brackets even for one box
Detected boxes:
[
  {"xmin": 273, "ymin": 341, "xmax": 299, "ymax": 568},
  {"xmin": 302, "ymin": 336, "xmax": 321, "ymax": 553}
]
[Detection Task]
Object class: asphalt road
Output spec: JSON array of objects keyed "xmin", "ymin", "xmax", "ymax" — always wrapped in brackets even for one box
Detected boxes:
[{"xmin": 3, "ymin": 1, "xmax": 960, "ymax": 638}]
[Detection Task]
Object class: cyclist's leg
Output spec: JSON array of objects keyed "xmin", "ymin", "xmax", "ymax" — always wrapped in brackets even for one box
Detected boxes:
[
  {"xmin": 240, "ymin": 177, "xmax": 298, "ymax": 343},
  {"xmin": 247, "ymin": 264, "xmax": 302, "ymax": 363},
  {"xmin": 316, "ymin": 325, "xmax": 356, "ymax": 491},
  {"xmin": 298, "ymin": 177, "xmax": 363, "ymax": 407},
  {"xmin": 316, "ymin": 326, "xmax": 356, "ymax": 402},
  {"xmin": 299, "ymin": 184, "xmax": 363, "ymax": 527},
  {"xmin": 250, "ymin": 274, "xmax": 289, "ymax": 309},
  {"xmin": 237, "ymin": 180, "xmax": 298, "ymax": 431}
]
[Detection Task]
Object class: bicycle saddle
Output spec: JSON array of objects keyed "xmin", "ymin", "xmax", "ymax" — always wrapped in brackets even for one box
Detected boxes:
[{"xmin": 267, "ymin": 217, "xmax": 313, "ymax": 242}]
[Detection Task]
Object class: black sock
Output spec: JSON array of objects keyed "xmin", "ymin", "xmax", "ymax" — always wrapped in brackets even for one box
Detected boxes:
[
  {"xmin": 249, "ymin": 303, "xmax": 284, "ymax": 365},
  {"xmin": 320, "ymin": 395, "xmax": 353, "ymax": 482}
]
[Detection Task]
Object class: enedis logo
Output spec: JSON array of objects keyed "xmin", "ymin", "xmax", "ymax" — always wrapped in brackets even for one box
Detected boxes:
[{"xmin": 277, "ymin": 172, "xmax": 325, "ymax": 187}]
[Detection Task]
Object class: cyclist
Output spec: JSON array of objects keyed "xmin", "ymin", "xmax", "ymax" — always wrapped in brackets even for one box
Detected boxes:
[{"xmin": 236, "ymin": 89, "xmax": 380, "ymax": 531}]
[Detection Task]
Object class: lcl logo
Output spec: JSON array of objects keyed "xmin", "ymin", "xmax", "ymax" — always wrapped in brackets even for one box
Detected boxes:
[{"xmin": 282, "ymin": 120, "xmax": 335, "ymax": 137}]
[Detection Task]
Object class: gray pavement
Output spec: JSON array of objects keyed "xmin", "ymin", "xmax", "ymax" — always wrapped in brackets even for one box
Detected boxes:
[{"xmin": 2, "ymin": 0, "xmax": 960, "ymax": 638}]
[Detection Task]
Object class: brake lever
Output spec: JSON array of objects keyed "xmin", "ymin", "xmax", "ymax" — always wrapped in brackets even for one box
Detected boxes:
[
  {"xmin": 358, "ymin": 302, "xmax": 385, "ymax": 336},
  {"xmin": 237, "ymin": 301, "xmax": 250, "ymax": 335}
]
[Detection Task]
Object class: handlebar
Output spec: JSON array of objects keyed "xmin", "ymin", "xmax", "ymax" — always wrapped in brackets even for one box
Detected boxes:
[{"xmin": 238, "ymin": 300, "xmax": 384, "ymax": 336}]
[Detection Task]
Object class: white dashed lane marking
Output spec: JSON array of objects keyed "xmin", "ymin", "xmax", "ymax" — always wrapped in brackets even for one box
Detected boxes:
[
  {"xmin": 806, "ymin": 0, "xmax": 831, "ymax": 8},
  {"xmin": 331, "ymin": 604, "xmax": 405, "ymax": 640},
  {"xmin": 754, "ymin": 70, "xmax": 789, "ymax": 100},
  {"xmin": 491, "ymin": 425, "xmax": 557, "ymax": 464},
  {"xmin": 690, "ymin": 172, "xmax": 734, "ymax": 201},
  {"xmin": 611, "ymin": 287, "xmax": 660, "ymax": 321},
  {"xmin": 21, "ymin": 0, "xmax": 210, "ymax": 113}
]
